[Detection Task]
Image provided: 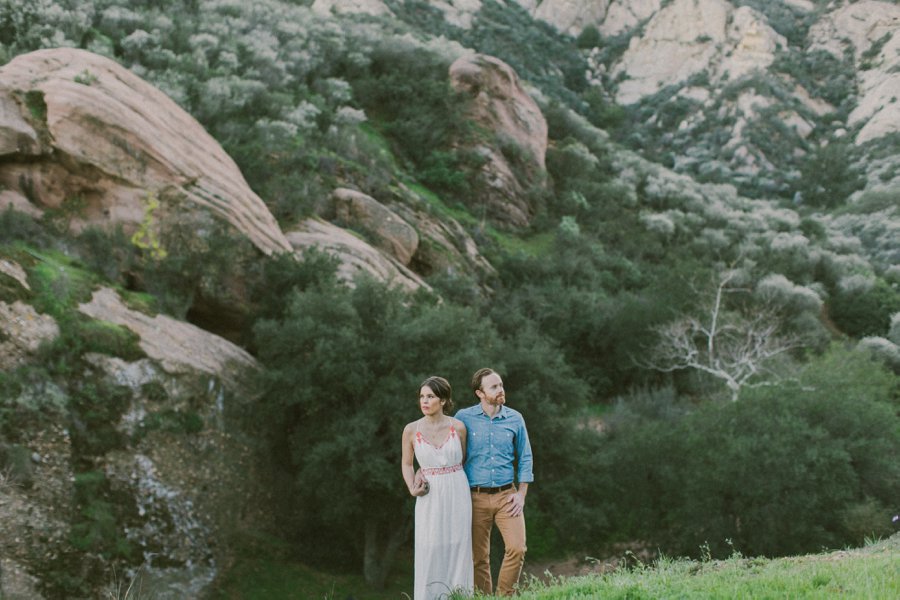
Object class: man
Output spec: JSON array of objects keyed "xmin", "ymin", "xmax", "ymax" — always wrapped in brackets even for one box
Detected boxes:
[{"xmin": 456, "ymin": 368, "xmax": 534, "ymax": 596}]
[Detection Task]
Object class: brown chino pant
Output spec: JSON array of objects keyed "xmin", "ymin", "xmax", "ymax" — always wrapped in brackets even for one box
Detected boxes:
[{"xmin": 471, "ymin": 487, "xmax": 527, "ymax": 596}]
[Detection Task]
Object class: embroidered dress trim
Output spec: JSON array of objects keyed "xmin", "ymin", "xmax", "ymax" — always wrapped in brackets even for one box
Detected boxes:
[
  {"xmin": 415, "ymin": 426, "xmax": 457, "ymax": 449},
  {"xmin": 421, "ymin": 464, "xmax": 463, "ymax": 476}
]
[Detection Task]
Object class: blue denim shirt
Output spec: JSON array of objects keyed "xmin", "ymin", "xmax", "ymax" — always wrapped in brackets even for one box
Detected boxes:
[{"xmin": 456, "ymin": 404, "xmax": 534, "ymax": 488}]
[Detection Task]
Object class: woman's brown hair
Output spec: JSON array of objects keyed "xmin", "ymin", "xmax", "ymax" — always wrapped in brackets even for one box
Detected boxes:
[{"xmin": 419, "ymin": 375, "xmax": 453, "ymax": 414}]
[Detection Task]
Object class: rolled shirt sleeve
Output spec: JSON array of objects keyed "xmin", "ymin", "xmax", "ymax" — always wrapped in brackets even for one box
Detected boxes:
[{"xmin": 515, "ymin": 417, "xmax": 534, "ymax": 484}]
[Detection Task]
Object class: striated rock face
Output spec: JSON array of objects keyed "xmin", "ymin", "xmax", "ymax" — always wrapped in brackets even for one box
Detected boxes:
[
  {"xmin": 330, "ymin": 188, "xmax": 419, "ymax": 266},
  {"xmin": 601, "ymin": 0, "xmax": 662, "ymax": 37},
  {"xmin": 286, "ymin": 218, "xmax": 427, "ymax": 291},
  {"xmin": 388, "ymin": 186, "xmax": 497, "ymax": 280},
  {"xmin": 612, "ymin": 0, "xmax": 787, "ymax": 105},
  {"xmin": 0, "ymin": 48, "xmax": 291, "ymax": 256},
  {"xmin": 613, "ymin": 0, "xmax": 728, "ymax": 104},
  {"xmin": 77, "ymin": 288, "xmax": 256, "ymax": 383},
  {"xmin": 809, "ymin": 1, "xmax": 900, "ymax": 145},
  {"xmin": 449, "ymin": 54, "xmax": 548, "ymax": 228}
]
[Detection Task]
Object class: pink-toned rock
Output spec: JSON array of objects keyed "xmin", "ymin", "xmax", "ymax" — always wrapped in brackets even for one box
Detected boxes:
[
  {"xmin": 0, "ymin": 190, "xmax": 42, "ymax": 218},
  {"xmin": 450, "ymin": 54, "xmax": 548, "ymax": 228},
  {"xmin": 77, "ymin": 287, "xmax": 257, "ymax": 384},
  {"xmin": 0, "ymin": 48, "xmax": 291, "ymax": 256},
  {"xmin": 286, "ymin": 218, "xmax": 427, "ymax": 291},
  {"xmin": 389, "ymin": 195, "xmax": 496, "ymax": 280},
  {"xmin": 331, "ymin": 188, "xmax": 419, "ymax": 265}
]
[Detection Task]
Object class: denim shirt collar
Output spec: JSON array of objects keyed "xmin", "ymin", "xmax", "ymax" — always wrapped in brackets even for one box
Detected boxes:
[{"xmin": 477, "ymin": 404, "xmax": 508, "ymax": 419}]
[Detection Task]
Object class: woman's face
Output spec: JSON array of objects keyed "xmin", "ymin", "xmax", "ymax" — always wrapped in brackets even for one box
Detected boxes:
[{"xmin": 419, "ymin": 385, "xmax": 444, "ymax": 416}]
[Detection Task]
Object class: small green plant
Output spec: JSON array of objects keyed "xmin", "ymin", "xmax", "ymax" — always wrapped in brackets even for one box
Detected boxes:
[
  {"xmin": 24, "ymin": 90, "xmax": 47, "ymax": 123},
  {"xmin": 74, "ymin": 69, "xmax": 99, "ymax": 86},
  {"xmin": 27, "ymin": 249, "xmax": 97, "ymax": 318},
  {"xmin": 130, "ymin": 192, "xmax": 167, "ymax": 260}
]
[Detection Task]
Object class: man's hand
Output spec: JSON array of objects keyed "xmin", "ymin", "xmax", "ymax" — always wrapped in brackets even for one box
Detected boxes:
[{"xmin": 505, "ymin": 490, "xmax": 526, "ymax": 517}]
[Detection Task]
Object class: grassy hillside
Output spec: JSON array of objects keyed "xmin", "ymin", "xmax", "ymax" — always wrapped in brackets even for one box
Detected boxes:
[
  {"xmin": 513, "ymin": 534, "xmax": 900, "ymax": 599},
  {"xmin": 207, "ymin": 534, "xmax": 899, "ymax": 599}
]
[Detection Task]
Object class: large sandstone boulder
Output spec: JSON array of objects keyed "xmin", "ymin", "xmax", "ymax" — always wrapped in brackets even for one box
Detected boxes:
[
  {"xmin": 286, "ymin": 218, "xmax": 427, "ymax": 291},
  {"xmin": 0, "ymin": 48, "xmax": 291, "ymax": 256},
  {"xmin": 77, "ymin": 288, "xmax": 257, "ymax": 384},
  {"xmin": 387, "ymin": 185, "xmax": 497, "ymax": 281},
  {"xmin": 329, "ymin": 188, "xmax": 419, "ymax": 266},
  {"xmin": 449, "ymin": 54, "xmax": 548, "ymax": 228},
  {"xmin": 809, "ymin": 1, "xmax": 900, "ymax": 145}
]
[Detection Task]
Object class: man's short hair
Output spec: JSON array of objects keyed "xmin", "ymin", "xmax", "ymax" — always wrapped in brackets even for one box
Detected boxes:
[{"xmin": 471, "ymin": 368, "xmax": 497, "ymax": 395}]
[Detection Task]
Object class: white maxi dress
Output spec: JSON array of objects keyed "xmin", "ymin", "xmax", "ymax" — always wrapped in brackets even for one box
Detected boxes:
[{"xmin": 413, "ymin": 424, "xmax": 473, "ymax": 600}]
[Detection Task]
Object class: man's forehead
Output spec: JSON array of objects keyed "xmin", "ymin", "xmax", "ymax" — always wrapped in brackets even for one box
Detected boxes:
[{"xmin": 484, "ymin": 374, "xmax": 503, "ymax": 386}]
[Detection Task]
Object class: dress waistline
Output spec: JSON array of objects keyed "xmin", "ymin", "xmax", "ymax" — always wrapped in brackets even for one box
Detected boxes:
[{"xmin": 421, "ymin": 464, "xmax": 463, "ymax": 476}]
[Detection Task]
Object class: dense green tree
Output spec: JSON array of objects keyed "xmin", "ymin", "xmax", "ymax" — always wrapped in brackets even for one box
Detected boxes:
[
  {"xmin": 830, "ymin": 277, "xmax": 900, "ymax": 338},
  {"xmin": 253, "ymin": 277, "xmax": 487, "ymax": 587},
  {"xmin": 796, "ymin": 141, "xmax": 865, "ymax": 208},
  {"xmin": 601, "ymin": 346, "xmax": 899, "ymax": 557}
]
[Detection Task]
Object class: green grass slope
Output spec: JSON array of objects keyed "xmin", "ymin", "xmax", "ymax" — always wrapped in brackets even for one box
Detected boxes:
[{"xmin": 512, "ymin": 534, "xmax": 899, "ymax": 600}]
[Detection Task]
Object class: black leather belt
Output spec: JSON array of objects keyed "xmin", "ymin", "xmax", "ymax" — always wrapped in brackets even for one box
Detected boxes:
[{"xmin": 471, "ymin": 483, "xmax": 514, "ymax": 494}]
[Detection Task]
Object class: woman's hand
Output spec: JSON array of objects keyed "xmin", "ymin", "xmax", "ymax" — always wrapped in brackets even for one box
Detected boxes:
[{"xmin": 410, "ymin": 477, "xmax": 429, "ymax": 497}]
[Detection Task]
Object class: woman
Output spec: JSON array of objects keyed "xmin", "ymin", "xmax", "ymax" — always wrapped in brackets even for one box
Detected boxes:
[{"xmin": 401, "ymin": 376, "xmax": 473, "ymax": 600}]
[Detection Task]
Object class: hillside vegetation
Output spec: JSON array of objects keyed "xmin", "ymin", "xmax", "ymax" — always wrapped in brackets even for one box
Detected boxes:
[
  {"xmin": 511, "ymin": 533, "xmax": 900, "ymax": 600},
  {"xmin": 0, "ymin": 1, "xmax": 898, "ymax": 598}
]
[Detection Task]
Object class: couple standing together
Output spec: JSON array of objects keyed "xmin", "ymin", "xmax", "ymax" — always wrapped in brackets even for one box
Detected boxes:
[{"xmin": 401, "ymin": 368, "xmax": 534, "ymax": 599}]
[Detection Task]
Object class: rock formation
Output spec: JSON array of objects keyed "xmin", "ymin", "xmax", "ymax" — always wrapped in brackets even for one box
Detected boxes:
[
  {"xmin": 611, "ymin": 0, "xmax": 787, "ymax": 105},
  {"xmin": 601, "ymin": 0, "xmax": 662, "ymax": 37},
  {"xmin": 77, "ymin": 288, "xmax": 257, "ymax": 383},
  {"xmin": 449, "ymin": 54, "xmax": 548, "ymax": 227},
  {"xmin": 329, "ymin": 188, "xmax": 419, "ymax": 266},
  {"xmin": 286, "ymin": 218, "xmax": 427, "ymax": 291},
  {"xmin": 0, "ymin": 48, "xmax": 291, "ymax": 256},
  {"xmin": 809, "ymin": 0, "xmax": 900, "ymax": 145}
]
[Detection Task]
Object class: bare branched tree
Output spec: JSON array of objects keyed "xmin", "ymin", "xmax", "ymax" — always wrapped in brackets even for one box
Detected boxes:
[{"xmin": 642, "ymin": 270, "xmax": 804, "ymax": 401}]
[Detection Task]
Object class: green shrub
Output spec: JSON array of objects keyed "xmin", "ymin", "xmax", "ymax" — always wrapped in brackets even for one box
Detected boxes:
[
  {"xmin": 70, "ymin": 470, "xmax": 134, "ymax": 559},
  {"xmin": 67, "ymin": 379, "xmax": 132, "ymax": 460},
  {"xmin": 0, "ymin": 206, "xmax": 51, "ymax": 247},
  {"xmin": 27, "ymin": 250, "xmax": 97, "ymax": 318},
  {"xmin": 830, "ymin": 278, "xmax": 900, "ymax": 338},
  {"xmin": 75, "ymin": 226, "xmax": 136, "ymax": 284},
  {"xmin": 69, "ymin": 319, "xmax": 145, "ymax": 361},
  {"xmin": 137, "ymin": 409, "xmax": 204, "ymax": 437},
  {"xmin": 600, "ymin": 347, "xmax": 899, "ymax": 557},
  {"xmin": 796, "ymin": 141, "xmax": 865, "ymax": 208},
  {"xmin": 576, "ymin": 25, "xmax": 601, "ymax": 49}
]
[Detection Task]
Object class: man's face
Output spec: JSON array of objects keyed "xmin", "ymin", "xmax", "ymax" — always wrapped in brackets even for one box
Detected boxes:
[{"xmin": 478, "ymin": 373, "xmax": 505, "ymax": 407}]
